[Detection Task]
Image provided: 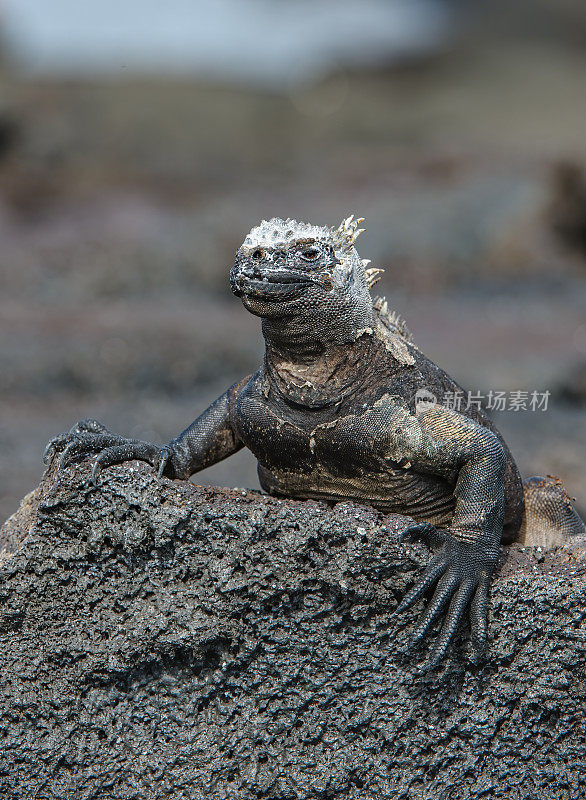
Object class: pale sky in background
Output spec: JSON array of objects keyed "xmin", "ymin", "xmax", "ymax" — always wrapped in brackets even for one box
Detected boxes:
[{"xmin": 2, "ymin": 0, "xmax": 451, "ymax": 86}]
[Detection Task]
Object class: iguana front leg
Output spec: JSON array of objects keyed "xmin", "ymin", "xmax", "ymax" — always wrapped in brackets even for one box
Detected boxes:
[
  {"xmin": 45, "ymin": 381, "xmax": 246, "ymax": 482},
  {"xmin": 386, "ymin": 403, "xmax": 506, "ymax": 668}
]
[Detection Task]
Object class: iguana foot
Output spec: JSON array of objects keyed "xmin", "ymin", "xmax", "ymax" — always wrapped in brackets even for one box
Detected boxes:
[
  {"xmin": 394, "ymin": 524, "xmax": 495, "ymax": 670},
  {"xmin": 43, "ymin": 419, "xmax": 109, "ymax": 465},
  {"xmin": 43, "ymin": 419, "xmax": 167, "ymax": 483}
]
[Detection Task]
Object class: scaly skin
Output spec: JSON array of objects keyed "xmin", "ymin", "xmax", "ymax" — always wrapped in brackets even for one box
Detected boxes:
[{"xmin": 45, "ymin": 215, "xmax": 584, "ymax": 669}]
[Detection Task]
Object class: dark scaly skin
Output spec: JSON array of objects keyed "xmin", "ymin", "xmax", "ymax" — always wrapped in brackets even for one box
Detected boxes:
[{"xmin": 46, "ymin": 216, "xmax": 534, "ymax": 668}]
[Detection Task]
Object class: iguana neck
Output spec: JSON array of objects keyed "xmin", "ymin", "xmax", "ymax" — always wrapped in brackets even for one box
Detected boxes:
[
  {"xmin": 263, "ymin": 326, "xmax": 381, "ymax": 408},
  {"xmin": 259, "ymin": 291, "xmax": 378, "ymax": 407},
  {"xmin": 260, "ymin": 296, "xmax": 375, "ymax": 362}
]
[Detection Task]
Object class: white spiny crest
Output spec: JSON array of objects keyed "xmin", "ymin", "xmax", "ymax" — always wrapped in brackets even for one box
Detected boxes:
[
  {"xmin": 242, "ymin": 215, "xmax": 385, "ymax": 289},
  {"xmin": 244, "ymin": 214, "xmax": 373, "ymax": 257},
  {"xmin": 364, "ymin": 265, "xmax": 384, "ymax": 289},
  {"xmin": 331, "ymin": 214, "xmax": 366, "ymax": 251},
  {"xmin": 372, "ymin": 296, "xmax": 413, "ymax": 342},
  {"xmin": 243, "ymin": 217, "xmax": 333, "ymax": 250}
]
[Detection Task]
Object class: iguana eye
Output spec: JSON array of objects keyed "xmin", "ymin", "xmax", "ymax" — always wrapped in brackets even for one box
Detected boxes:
[{"xmin": 301, "ymin": 247, "xmax": 319, "ymax": 261}]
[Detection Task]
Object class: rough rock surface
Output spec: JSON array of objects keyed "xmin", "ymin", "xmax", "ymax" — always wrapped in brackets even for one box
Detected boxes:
[{"xmin": 1, "ymin": 461, "xmax": 586, "ymax": 800}]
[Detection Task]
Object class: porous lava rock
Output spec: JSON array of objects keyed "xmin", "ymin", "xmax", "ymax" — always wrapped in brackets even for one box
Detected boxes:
[{"xmin": 1, "ymin": 460, "xmax": 585, "ymax": 799}]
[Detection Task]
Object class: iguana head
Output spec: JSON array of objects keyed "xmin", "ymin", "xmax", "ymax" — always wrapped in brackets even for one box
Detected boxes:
[{"xmin": 230, "ymin": 216, "xmax": 383, "ymax": 330}]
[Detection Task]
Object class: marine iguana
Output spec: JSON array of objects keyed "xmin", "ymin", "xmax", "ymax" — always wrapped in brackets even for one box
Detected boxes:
[{"xmin": 45, "ymin": 215, "xmax": 586, "ymax": 668}]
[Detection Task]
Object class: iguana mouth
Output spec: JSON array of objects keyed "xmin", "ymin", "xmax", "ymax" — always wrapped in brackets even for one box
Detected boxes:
[{"xmin": 231, "ymin": 270, "xmax": 313, "ymax": 300}]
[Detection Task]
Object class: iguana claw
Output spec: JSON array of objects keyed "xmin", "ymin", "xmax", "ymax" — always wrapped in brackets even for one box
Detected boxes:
[
  {"xmin": 44, "ymin": 420, "xmax": 167, "ymax": 481},
  {"xmin": 394, "ymin": 530, "xmax": 495, "ymax": 669},
  {"xmin": 158, "ymin": 447, "xmax": 172, "ymax": 478},
  {"xmin": 44, "ymin": 419, "xmax": 110, "ymax": 466}
]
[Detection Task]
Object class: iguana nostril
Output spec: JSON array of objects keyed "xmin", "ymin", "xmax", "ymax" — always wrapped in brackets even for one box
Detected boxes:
[{"xmin": 252, "ymin": 249, "xmax": 264, "ymax": 260}]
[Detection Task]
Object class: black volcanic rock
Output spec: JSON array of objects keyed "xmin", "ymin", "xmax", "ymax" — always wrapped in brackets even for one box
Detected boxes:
[{"xmin": 1, "ymin": 461, "xmax": 585, "ymax": 799}]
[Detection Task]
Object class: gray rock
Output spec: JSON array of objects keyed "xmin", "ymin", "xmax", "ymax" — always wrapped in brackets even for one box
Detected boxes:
[{"xmin": 1, "ymin": 461, "xmax": 585, "ymax": 799}]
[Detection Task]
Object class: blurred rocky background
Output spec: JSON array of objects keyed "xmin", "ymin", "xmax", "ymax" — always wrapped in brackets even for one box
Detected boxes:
[{"xmin": 1, "ymin": 0, "xmax": 585, "ymax": 524}]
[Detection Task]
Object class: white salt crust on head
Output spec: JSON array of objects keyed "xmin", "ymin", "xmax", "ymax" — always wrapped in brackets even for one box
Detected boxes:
[{"xmin": 241, "ymin": 215, "xmax": 382, "ymax": 288}]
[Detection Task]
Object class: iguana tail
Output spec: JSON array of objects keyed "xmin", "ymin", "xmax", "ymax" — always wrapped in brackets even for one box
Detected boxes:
[{"xmin": 519, "ymin": 475, "xmax": 586, "ymax": 548}]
